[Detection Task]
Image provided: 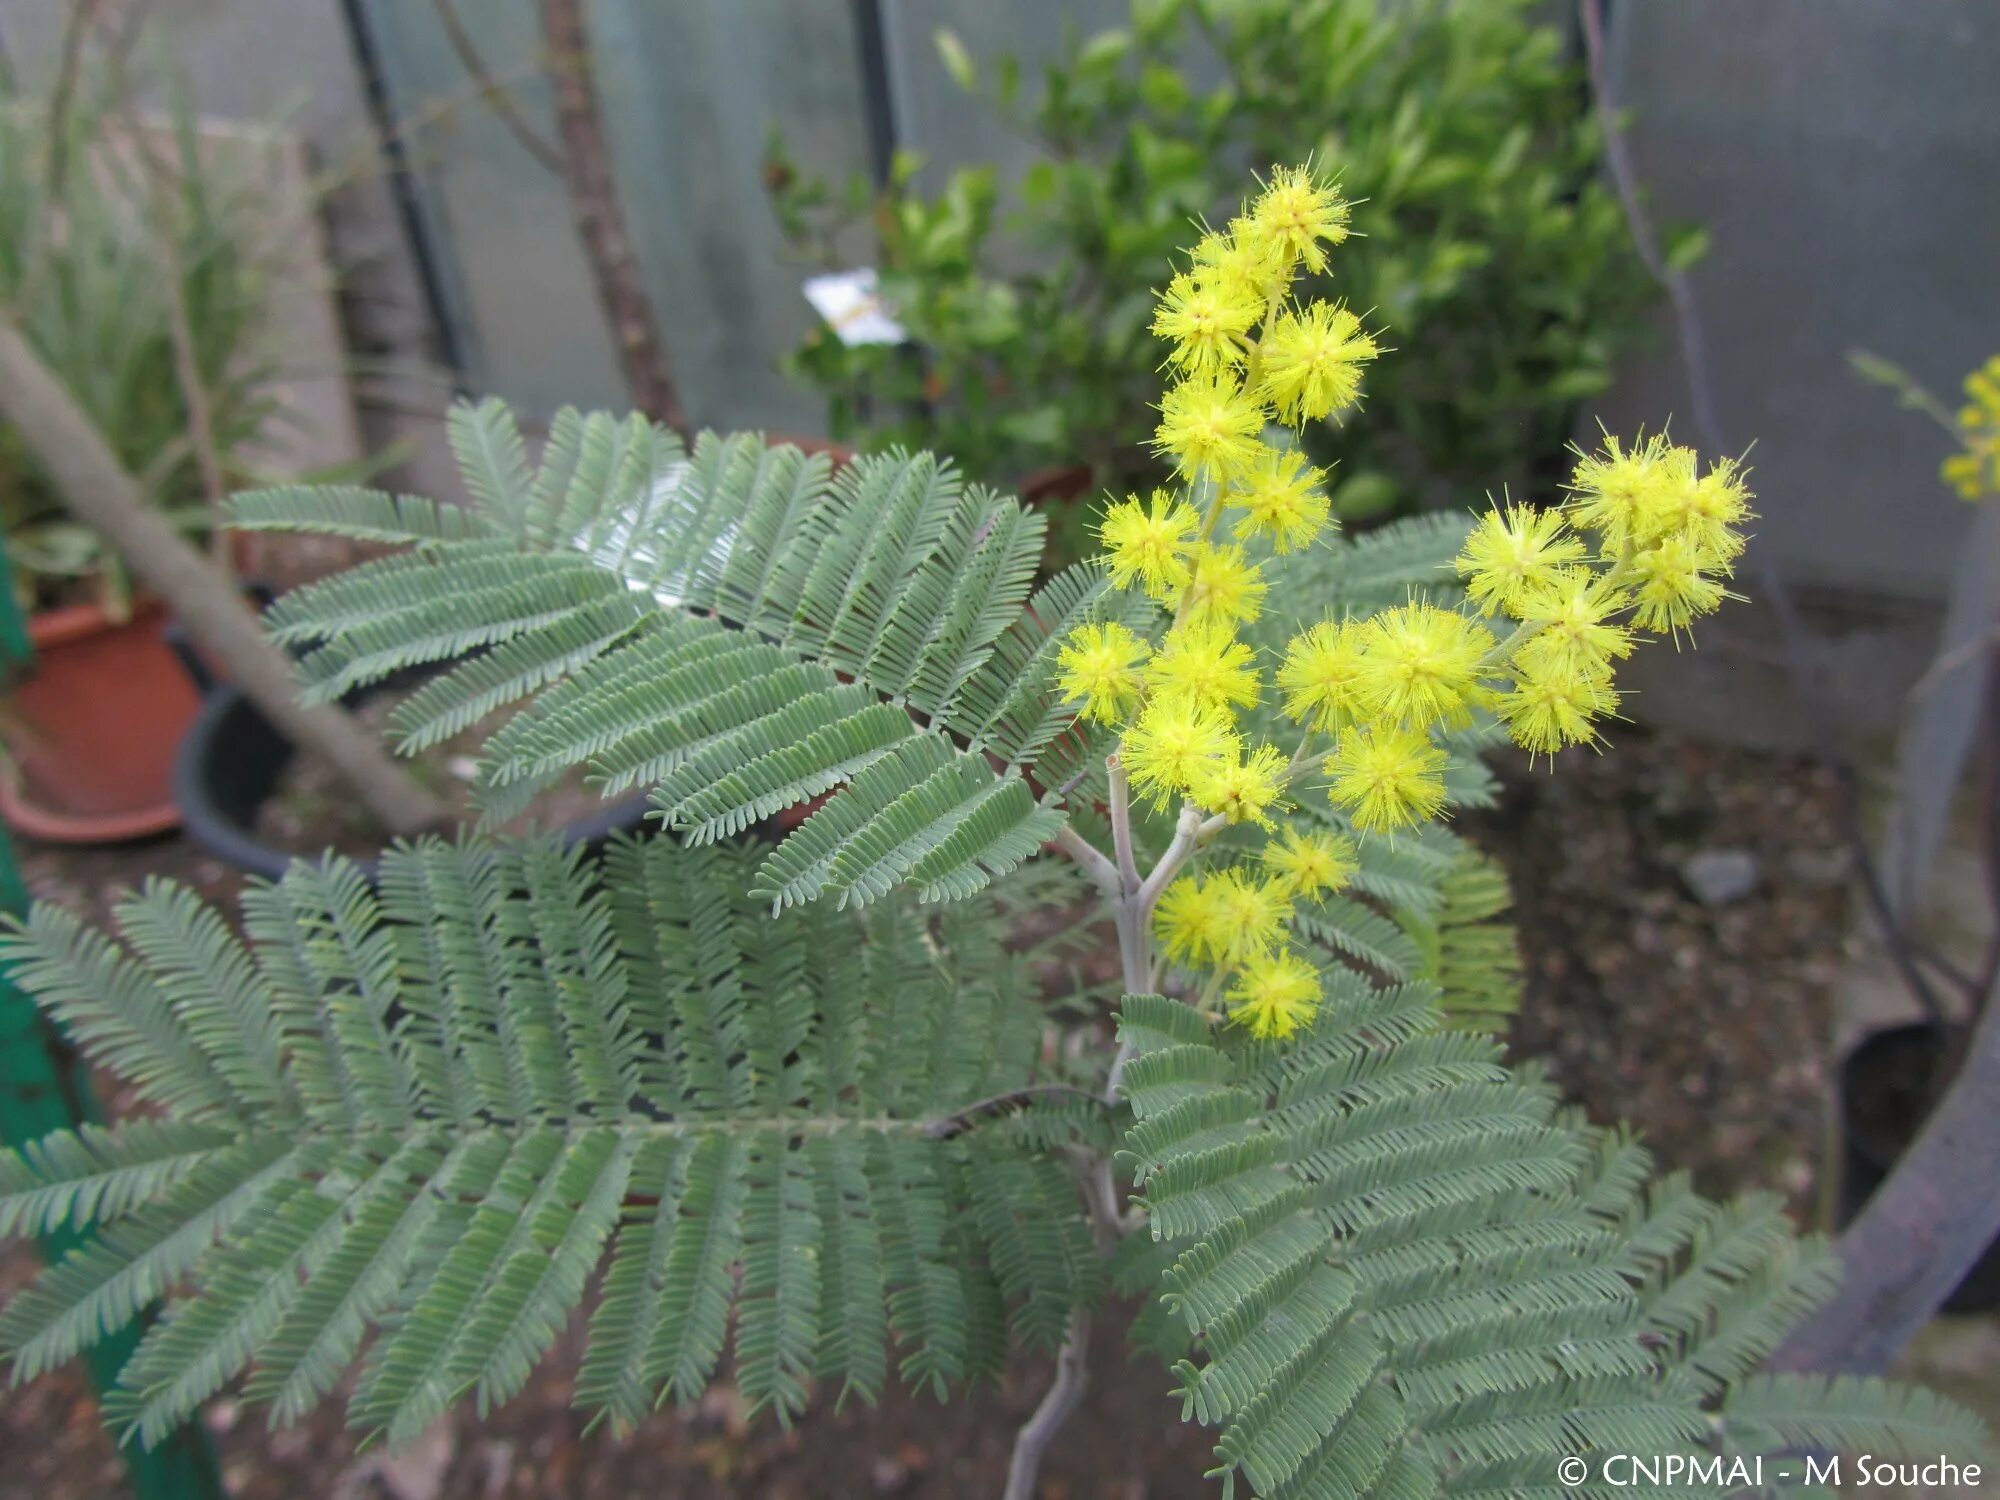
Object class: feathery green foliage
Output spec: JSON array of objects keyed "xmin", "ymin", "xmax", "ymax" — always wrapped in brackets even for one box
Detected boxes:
[
  {"xmin": 232, "ymin": 399, "xmax": 1145, "ymax": 912},
  {"xmin": 1117, "ymin": 988, "xmax": 1989, "ymax": 1498},
  {"xmin": 0, "ymin": 838, "xmax": 1097, "ymax": 1447}
]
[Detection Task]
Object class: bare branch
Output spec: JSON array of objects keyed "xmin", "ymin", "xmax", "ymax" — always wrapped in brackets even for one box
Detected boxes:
[
  {"xmin": 1001, "ymin": 1307, "xmax": 1090, "ymax": 1500},
  {"xmin": 431, "ymin": 0, "xmax": 565, "ymax": 175}
]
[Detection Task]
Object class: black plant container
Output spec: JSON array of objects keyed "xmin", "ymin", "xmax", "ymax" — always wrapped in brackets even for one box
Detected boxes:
[
  {"xmin": 1838, "ymin": 1021, "xmax": 2000, "ymax": 1314},
  {"xmin": 171, "ymin": 684, "xmax": 651, "ymax": 884}
]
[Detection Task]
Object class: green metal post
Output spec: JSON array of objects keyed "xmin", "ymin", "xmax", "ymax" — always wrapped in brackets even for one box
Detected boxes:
[{"xmin": 0, "ymin": 534, "xmax": 225, "ymax": 1498}]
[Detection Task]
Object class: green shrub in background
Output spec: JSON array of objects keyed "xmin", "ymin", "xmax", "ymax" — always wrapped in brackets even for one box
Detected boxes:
[{"xmin": 769, "ymin": 0, "xmax": 1692, "ymax": 542}]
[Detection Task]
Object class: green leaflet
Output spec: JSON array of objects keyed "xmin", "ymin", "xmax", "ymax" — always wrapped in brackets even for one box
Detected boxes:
[
  {"xmin": 231, "ymin": 400, "xmax": 1098, "ymax": 910},
  {"xmin": 0, "ymin": 837, "xmax": 1098, "ymax": 1441},
  {"xmin": 1115, "ymin": 990, "xmax": 1991, "ymax": 1499}
]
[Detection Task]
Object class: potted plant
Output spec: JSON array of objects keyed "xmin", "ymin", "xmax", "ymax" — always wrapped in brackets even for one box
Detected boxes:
[
  {"xmin": 0, "ymin": 78, "xmax": 276, "ymax": 841},
  {"xmin": 0, "ymin": 165, "xmax": 1984, "ymax": 1495}
]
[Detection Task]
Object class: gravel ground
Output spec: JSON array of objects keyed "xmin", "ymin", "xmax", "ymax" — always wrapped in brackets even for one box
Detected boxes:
[{"xmin": 0, "ymin": 728, "xmax": 1857, "ymax": 1499}]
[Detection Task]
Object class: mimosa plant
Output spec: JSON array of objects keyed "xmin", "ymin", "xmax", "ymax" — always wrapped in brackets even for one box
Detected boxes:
[{"xmin": 0, "ymin": 165, "xmax": 1984, "ymax": 1499}]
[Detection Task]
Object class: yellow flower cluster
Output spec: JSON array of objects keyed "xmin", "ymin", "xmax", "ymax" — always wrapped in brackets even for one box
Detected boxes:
[
  {"xmin": 1943, "ymin": 354, "xmax": 2000, "ymax": 500},
  {"xmin": 1153, "ymin": 827, "xmax": 1357, "ymax": 1041},
  {"xmin": 1051, "ymin": 163, "xmax": 1754, "ymax": 1042}
]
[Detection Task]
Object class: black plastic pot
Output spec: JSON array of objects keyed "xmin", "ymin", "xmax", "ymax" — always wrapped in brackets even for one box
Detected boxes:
[
  {"xmin": 1838, "ymin": 1021, "xmax": 2000, "ymax": 1314},
  {"xmin": 171, "ymin": 684, "xmax": 652, "ymax": 883}
]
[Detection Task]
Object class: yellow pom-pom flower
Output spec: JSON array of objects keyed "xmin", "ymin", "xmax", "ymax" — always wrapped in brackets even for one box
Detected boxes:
[
  {"xmin": 1146, "ymin": 619, "xmax": 1261, "ymax": 715},
  {"xmin": 1121, "ymin": 695, "xmax": 1239, "ymax": 808},
  {"xmin": 1943, "ymin": 354, "xmax": 2000, "ymax": 500},
  {"xmin": 1192, "ymin": 222, "xmax": 1287, "ymax": 304},
  {"xmin": 1455, "ymin": 505, "xmax": 1586, "ymax": 618},
  {"xmin": 1151, "ymin": 270, "xmax": 1260, "ymax": 374},
  {"xmin": 1227, "ymin": 446, "xmax": 1332, "ymax": 553},
  {"xmin": 1499, "ymin": 658, "xmax": 1618, "ymax": 756},
  {"xmin": 1516, "ymin": 569, "xmax": 1634, "ymax": 676},
  {"xmin": 1326, "ymin": 725, "xmax": 1451, "ymax": 834},
  {"xmin": 1155, "ymin": 873, "xmax": 1230, "ymax": 968},
  {"xmin": 1192, "ymin": 742, "xmax": 1288, "ymax": 828},
  {"xmin": 1245, "ymin": 164, "xmax": 1350, "ymax": 276},
  {"xmin": 1209, "ymin": 868, "xmax": 1294, "ymax": 963},
  {"xmin": 1260, "ymin": 826, "xmax": 1357, "ymax": 899},
  {"xmin": 1278, "ymin": 618, "xmax": 1370, "ymax": 733},
  {"xmin": 1178, "ymin": 543, "xmax": 1268, "ymax": 630},
  {"xmin": 1056, "ymin": 620, "xmax": 1150, "ymax": 725},
  {"xmin": 1627, "ymin": 534, "xmax": 1731, "ymax": 638},
  {"xmin": 1098, "ymin": 489, "xmax": 1199, "ymax": 599},
  {"xmin": 1227, "ymin": 949, "xmax": 1323, "ymax": 1040},
  {"xmin": 1153, "ymin": 371, "xmax": 1268, "ymax": 484},
  {"xmin": 1567, "ymin": 432, "xmax": 1684, "ymax": 553},
  {"xmin": 1257, "ymin": 302, "xmax": 1378, "ymax": 426},
  {"xmin": 1354, "ymin": 602, "xmax": 1498, "ymax": 732}
]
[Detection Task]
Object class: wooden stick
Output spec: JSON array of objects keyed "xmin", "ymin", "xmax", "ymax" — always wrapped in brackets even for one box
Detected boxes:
[{"xmin": 0, "ymin": 322, "xmax": 444, "ymax": 837}]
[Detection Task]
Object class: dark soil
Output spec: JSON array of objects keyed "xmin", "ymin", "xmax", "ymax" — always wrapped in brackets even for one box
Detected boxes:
[
  {"xmin": 251, "ymin": 696, "xmax": 612, "ymax": 860},
  {"xmin": 1469, "ymin": 729, "xmax": 1850, "ymax": 1215},
  {"xmin": 0, "ymin": 728, "xmax": 1855, "ymax": 1499}
]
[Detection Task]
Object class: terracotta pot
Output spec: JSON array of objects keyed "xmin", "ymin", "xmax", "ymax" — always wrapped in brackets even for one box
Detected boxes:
[{"xmin": 0, "ymin": 597, "xmax": 202, "ymax": 843}]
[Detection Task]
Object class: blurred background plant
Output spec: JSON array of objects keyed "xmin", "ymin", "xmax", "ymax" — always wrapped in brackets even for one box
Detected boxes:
[
  {"xmin": 0, "ymin": 62, "xmax": 281, "ymax": 618},
  {"xmin": 766, "ymin": 0, "xmax": 1693, "ymax": 563}
]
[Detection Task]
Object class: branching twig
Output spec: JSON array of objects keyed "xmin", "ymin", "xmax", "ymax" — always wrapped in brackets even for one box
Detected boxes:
[
  {"xmin": 1001, "ymin": 1306, "xmax": 1090, "ymax": 1500},
  {"xmin": 430, "ymin": 0, "xmax": 565, "ymax": 175},
  {"xmin": 535, "ymin": 0, "xmax": 687, "ymax": 432},
  {"xmin": 921, "ymin": 1084, "xmax": 1107, "ymax": 1140}
]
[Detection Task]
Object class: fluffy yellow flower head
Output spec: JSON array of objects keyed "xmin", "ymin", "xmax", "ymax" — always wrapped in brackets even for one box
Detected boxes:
[
  {"xmin": 1627, "ymin": 453, "xmax": 1753, "ymax": 564},
  {"xmin": 1178, "ymin": 542, "xmax": 1268, "ymax": 630},
  {"xmin": 1154, "ymin": 371, "xmax": 1267, "ymax": 484},
  {"xmin": 1155, "ymin": 873, "xmax": 1229, "ymax": 968},
  {"xmin": 1098, "ymin": 490, "xmax": 1199, "ymax": 599},
  {"xmin": 1354, "ymin": 602, "xmax": 1498, "ymax": 732},
  {"xmin": 1260, "ymin": 826, "xmax": 1358, "ymax": 899},
  {"xmin": 1455, "ymin": 505, "xmax": 1586, "ymax": 618},
  {"xmin": 1121, "ymin": 695, "xmax": 1238, "ymax": 809},
  {"xmin": 1192, "ymin": 221, "xmax": 1287, "ymax": 304},
  {"xmin": 1517, "ymin": 570, "xmax": 1634, "ymax": 677},
  {"xmin": 1146, "ymin": 618, "xmax": 1261, "ymax": 715},
  {"xmin": 1499, "ymin": 657, "xmax": 1618, "ymax": 756},
  {"xmin": 1209, "ymin": 868, "xmax": 1294, "ymax": 963},
  {"xmin": 1326, "ymin": 725, "xmax": 1450, "ymax": 834},
  {"xmin": 1227, "ymin": 949, "xmax": 1323, "ymax": 1040},
  {"xmin": 1944, "ymin": 354, "xmax": 2000, "ymax": 500},
  {"xmin": 1056, "ymin": 620, "xmax": 1149, "ymax": 725},
  {"xmin": 1278, "ymin": 618, "xmax": 1370, "ymax": 733},
  {"xmin": 1627, "ymin": 534, "xmax": 1730, "ymax": 638},
  {"xmin": 1192, "ymin": 743, "xmax": 1289, "ymax": 829},
  {"xmin": 1245, "ymin": 165, "xmax": 1351, "ymax": 276},
  {"xmin": 1258, "ymin": 302, "xmax": 1378, "ymax": 426},
  {"xmin": 1227, "ymin": 446, "xmax": 1332, "ymax": 554},
  {"xmin": 1567, "ymin": 432, "xmax": 1685, "ymax": 553},
  {"xmin": 1151, "ymin": 270, "xmax": 1260, "ymax": 374}
]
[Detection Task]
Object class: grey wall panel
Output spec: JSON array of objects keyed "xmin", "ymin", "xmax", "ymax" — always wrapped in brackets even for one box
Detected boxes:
[
  {"xmin": 353, "ymin": 0, "xmax": 629, "ymax": 418},
  {"xmin": 590, "ymin": 0, "xmax": 875, "ymax": 435},
  {"xmin": 1588, "ymin": 0, "xmax": 1998, "ymax": 600}
]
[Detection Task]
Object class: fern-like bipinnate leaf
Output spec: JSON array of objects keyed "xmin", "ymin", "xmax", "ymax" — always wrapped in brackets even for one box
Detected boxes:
[
  {"xmin": 1116, "ymin": 981, "xmax": 1991, "ymax": 1499},
  {"xmin": 0, "ymin": 837, "xmax": 1099, "ymax": 1446},
  {"xmin": 232, "ymin": 399, "xmax": 1141, "ymax": 910}
]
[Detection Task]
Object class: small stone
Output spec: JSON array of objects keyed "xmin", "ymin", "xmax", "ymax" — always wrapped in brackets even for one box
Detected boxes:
[{"xmin": 1680, "ymin": 848, "xmax": 1760, "ymax": 907}]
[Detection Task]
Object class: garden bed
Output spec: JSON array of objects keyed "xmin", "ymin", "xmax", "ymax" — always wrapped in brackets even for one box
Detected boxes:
[{"xmin": 0, "ymin": 727, "xmax": 1855, "ymax": 1499}]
